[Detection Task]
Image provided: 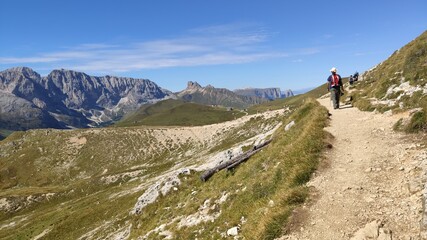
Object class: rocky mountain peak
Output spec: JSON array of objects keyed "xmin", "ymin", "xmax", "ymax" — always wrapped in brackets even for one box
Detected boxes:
[
  {"xmin": 1, "ymin": 66, "xmax": 41, "ymax": 80},
  {"xmin": 186, "ymin": 81, "xmax": 202, "ymax": 90},
  {"xmin": 7, "ymin": 66, "xmax": 37, "ymax": 74},
  {"xmin": 48, "ymin": 68, "xmax": 91, "ymax": 81}
]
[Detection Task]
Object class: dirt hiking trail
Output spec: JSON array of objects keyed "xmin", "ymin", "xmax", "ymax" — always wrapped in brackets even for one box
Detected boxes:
[{"xmin": 279, "ymin": 97, "xmax": 427, "ymax": 240}]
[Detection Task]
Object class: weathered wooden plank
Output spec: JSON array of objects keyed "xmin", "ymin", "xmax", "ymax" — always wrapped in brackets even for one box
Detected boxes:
[
  {"xmin": 226, "ymin": 148, "xmax": 262, "ymax": 170},
  {"xmin": 200, "ymin": 139, "xmax": 272, "ymax": 181}
]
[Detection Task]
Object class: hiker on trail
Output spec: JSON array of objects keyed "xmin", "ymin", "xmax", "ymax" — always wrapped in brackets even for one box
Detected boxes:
[
  {"xmin": 327, "ymin": 67, "xmax": 344, "ymax": 109},
  {"xmin": 353, "ymin": 71, "xmax": 359, "ymax": 81},
  {"xmin": 349, "ymin": 75, "xmax": 354, "ymax": 85}
]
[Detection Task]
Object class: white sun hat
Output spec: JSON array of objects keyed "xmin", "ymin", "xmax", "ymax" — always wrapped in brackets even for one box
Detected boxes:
[{"xmin": 330, "ymin": 67, "xmax": 337, "ymax": 73}]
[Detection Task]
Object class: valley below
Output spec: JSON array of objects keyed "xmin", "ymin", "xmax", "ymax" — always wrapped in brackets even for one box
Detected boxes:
[{"xmin": 0, "ymin": 107, "xmax": 288, "ymax": 239}]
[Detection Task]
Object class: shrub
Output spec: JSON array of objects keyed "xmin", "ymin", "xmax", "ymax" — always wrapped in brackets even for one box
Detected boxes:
[
  {"xmin": 283, "ymin": 187, "xmax": 308, "ymax": 205},
  {"xmin": 353, "ymin": 98, "xmax": 375, "ymax": 112},
  {"xmin": 405, "ymin": 111, "xmax": 427, "ymax": 133},
  {"xmin": 393, "ymin": 118, "xmax": 404, "ymax": 131}
]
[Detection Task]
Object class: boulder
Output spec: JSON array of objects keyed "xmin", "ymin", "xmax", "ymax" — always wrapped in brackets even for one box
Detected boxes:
[
  {"xmin": 285, "ymin": 121, "xmax": 295, "ymax": 131},
  {"xmin": 227, "ymin": 226, "xmax": 240, "ymax": 236}
]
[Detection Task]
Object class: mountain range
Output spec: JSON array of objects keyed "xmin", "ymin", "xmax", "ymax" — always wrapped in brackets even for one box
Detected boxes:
[
  {"xmin": 0, "ymin": 68, "xmax": 293, "ymax": 131},
  {"xmin": 177, "ymin": 81, "xmax": 269, "ymax": 109},
  {"xmin": 0, "ymin": 67, "xmax": 173, "ymax": 130}
]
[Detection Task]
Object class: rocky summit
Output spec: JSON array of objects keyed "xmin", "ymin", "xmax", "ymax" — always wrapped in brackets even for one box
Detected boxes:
[{"xmin": 0, "ymin": 67, "xmax": 173, "ymax": 130}]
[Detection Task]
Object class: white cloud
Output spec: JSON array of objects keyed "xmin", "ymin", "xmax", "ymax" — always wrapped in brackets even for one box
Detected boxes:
[
  {"xmin": 0, "ymin": 23, "xmax": 289, "ymax": 73},
  {"xmin": 0, "ymin": 56, "xmax": 61, "ymax": 64}
]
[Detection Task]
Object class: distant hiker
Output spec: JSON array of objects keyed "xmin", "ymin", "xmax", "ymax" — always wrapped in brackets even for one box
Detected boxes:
[
  {"xmin": 327, "ymin": 67, "xmax": 344, "ymax": 109},
  {"xmin": 353, "ymin": 71, "xmax": 359, "ymax": 81},
  {"xmin": 349, "ymin": 75, "xmax": 354, "ymax": 85}
]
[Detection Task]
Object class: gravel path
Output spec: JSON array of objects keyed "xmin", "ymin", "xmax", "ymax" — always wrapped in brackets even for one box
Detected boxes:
[{"xmin": 278, "ymin": 97, "xmax": 426, "ymax": 240}]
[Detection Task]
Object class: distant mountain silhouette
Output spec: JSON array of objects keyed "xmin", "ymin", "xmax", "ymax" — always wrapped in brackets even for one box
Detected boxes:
[
  {"xmin": 177, "ymin": 81, "xmax": 268, "ymax": 109},
  {"xmin": 234, "ymin": 87, "xmax": 294, "ymax": 100}
]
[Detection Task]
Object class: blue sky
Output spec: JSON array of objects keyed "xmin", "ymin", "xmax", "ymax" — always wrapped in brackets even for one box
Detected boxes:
[{"xmin": 1, "ymin": 0, "xmax": 426, "ymax": 92}]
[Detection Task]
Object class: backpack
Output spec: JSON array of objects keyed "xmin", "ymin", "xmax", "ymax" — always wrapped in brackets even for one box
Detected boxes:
[{"xmin": 330, "ymin": 74, "xmax": 340, "ymax": 87}]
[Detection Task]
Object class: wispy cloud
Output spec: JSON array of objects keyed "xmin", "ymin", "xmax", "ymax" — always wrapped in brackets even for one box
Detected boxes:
[
  {"xmin": 0, "ymin": 56, "xmax": 61, "ymax": 64},
  {"xmin": 292, "ymin": 59, "xmax": 303, "ymax": 63},
  {"xmin": 0, "ymin": 23, "xmax": 288, "ymax": 73}
]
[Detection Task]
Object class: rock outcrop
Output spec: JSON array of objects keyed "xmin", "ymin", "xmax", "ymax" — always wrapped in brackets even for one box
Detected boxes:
[
  {"xmin": 234, "ymin": 87, "xmax": 294, "ymax": 100},
  {"xmin": 0, "ymin": 67, "xmax": 173, "ymax": 130},
  {"xmin": 234, "ymin": 87, "xmax": 282, "ymax": 100},
  {"xmin": 351, "ymin": 221, "xmax": 392, "ymax": 240},
  {"xmin": 282, "ymin": 89, "xmax": 294, "ymax": 98}
]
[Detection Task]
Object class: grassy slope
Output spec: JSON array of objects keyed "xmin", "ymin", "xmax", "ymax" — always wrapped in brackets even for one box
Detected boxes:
[
  {"xmin": 115, "ymin": 99, "xmax": 245, "ymax": 127},
  {"xmin": 0, "ymin": 128, "xmax": 179, "ymax": 189},
  {"xmin": 356, "ymin": 30, "xmax": 427, "ymax": 101},
  {"xmin": 351, "ymin": 30, "xmax": 427, "ymax": 132},
  {"xmin": 0, "ymin": 129, "xmax": 14, "ymax": 141},
  {"xmin": 130, "ymin": 99, "xmax": 329, "ymax": 239},
  {"xmin": 0, "ymin": 108, "xmax": 285, "ymax": 239}
]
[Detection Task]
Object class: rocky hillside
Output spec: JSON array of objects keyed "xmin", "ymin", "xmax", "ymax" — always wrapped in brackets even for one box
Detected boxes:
[
  {"xmin": 234, "ymin": 87, "xmax": 294, "ymax": 100},
  {"xmin": 351, "ymin": 30, "xmax": 427, "ymax": 132},
  {"xmin": 0, "ymin": 67, "xmax": 173, "ymax": 130},
  {"xmin": 177, "ymin": 81, "xmax": 267, "ymax": 109}
]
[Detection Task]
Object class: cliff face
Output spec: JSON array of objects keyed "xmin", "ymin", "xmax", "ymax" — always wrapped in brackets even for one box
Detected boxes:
[
  {"xmin": 282, "ymin": 89, "xmax": 294, "ymax": 98},
  {"xmin": 234, "ymin": 88, "xmax": 294, "ymax": 100},
  {"xmin": 0, "ymin": 67, "xmax": 173, "ymax": 130}
]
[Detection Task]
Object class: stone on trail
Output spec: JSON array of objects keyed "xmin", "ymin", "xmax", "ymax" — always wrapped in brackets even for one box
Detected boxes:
[{"xmin": 351, "ymin": 221, "xmax": 392, "ymax": 240}]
